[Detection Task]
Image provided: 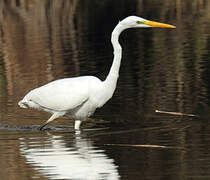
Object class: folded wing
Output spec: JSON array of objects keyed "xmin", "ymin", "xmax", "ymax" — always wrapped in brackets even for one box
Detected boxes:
[{"xmin": 27, "ymin": 78, "xmax": 90, "ymax": 111}]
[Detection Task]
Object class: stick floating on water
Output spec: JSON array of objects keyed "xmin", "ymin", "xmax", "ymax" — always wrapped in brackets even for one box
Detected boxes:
[
  {"xmin": 155, "ymin": 110, "xmax": 197, "ymax": 117},
  {"xmin": 104, "ymin": 144, "xmax": 185, "ymax": 150},
  {"xmin": 106, "ymin": 144, "xmax": 167, "ymax": 148}
]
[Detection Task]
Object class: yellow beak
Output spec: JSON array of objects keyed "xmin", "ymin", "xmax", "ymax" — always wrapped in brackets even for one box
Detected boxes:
[{"xmin": 144, "ymin": 20, "xmax": 176, "ymax": 28}]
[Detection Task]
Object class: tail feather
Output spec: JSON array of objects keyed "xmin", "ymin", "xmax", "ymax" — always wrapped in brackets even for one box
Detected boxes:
[{"xmin": 18, "ymin": 100, "xmax": 28, "ymax": 108}]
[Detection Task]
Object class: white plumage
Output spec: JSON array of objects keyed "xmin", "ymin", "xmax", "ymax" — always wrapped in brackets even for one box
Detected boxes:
[{"xmin": 18, "ymin": 16, "xmax": 175, "ymax": 130}]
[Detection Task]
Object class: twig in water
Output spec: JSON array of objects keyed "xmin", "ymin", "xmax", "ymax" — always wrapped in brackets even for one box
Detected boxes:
[
  {"xmin": 155, "ymin": 110, "xmax": 197, "ymax": 117},
  {"xmin": 104, "ymin": 143, "xmax": 185, "ymax": 150}
]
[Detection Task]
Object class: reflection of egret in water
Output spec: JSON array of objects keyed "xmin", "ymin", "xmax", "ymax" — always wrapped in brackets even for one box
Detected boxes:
[{"xmin": 20, "ymin": 133, "xmax": 120, "ymax": 180}]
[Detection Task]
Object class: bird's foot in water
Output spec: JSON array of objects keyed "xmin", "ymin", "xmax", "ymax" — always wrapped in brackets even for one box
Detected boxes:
[{"xmin": 38, "ymin": 124, "xmax": 46, "ymax": 131}]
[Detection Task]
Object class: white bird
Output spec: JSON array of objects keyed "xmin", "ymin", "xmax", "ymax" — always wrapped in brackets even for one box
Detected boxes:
[{"xmin": 18, "ymin": 16, "xmax": 175, "ymax": 130}]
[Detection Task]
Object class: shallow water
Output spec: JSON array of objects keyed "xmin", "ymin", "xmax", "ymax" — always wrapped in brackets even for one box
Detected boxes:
[{"xmin": 1, "ymin": 0, "xmax": 210, "ymax": 179}]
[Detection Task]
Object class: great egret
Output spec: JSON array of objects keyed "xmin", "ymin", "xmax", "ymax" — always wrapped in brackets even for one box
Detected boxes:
[{"xmin": 18, "ymin": 16, "xmax": 175, "ymax": 130}]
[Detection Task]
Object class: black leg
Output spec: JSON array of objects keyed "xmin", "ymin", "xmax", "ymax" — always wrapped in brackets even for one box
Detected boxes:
[
  {"xmin": 39, "ymin": 124, "xmax": 47, "ymax": 131},
  {"xmin": 38, "ymin": 112, "xmax": 60, "ymax": 131}
]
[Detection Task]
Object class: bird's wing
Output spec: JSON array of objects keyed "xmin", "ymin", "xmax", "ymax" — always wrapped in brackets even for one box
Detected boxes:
[{"xmin": 28, "ymin": 78, "xmax": 89, "ymax": 111}]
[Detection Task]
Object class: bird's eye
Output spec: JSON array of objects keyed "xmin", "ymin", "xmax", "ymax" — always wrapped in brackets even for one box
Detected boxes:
[{"xmin": 136, "ymin": 21, "xmax": 144, "ymax": 24}]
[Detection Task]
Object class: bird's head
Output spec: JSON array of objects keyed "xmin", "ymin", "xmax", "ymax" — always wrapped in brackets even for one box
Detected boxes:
[{"xmin": 119, "ymin": 16, "xmax": 176, "ymax": 29}]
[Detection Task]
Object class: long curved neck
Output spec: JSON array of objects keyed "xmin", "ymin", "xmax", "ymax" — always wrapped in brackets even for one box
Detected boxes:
[{"xmin": 104, "ymin": 22, "xmax": 126, "ymax": 86}]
